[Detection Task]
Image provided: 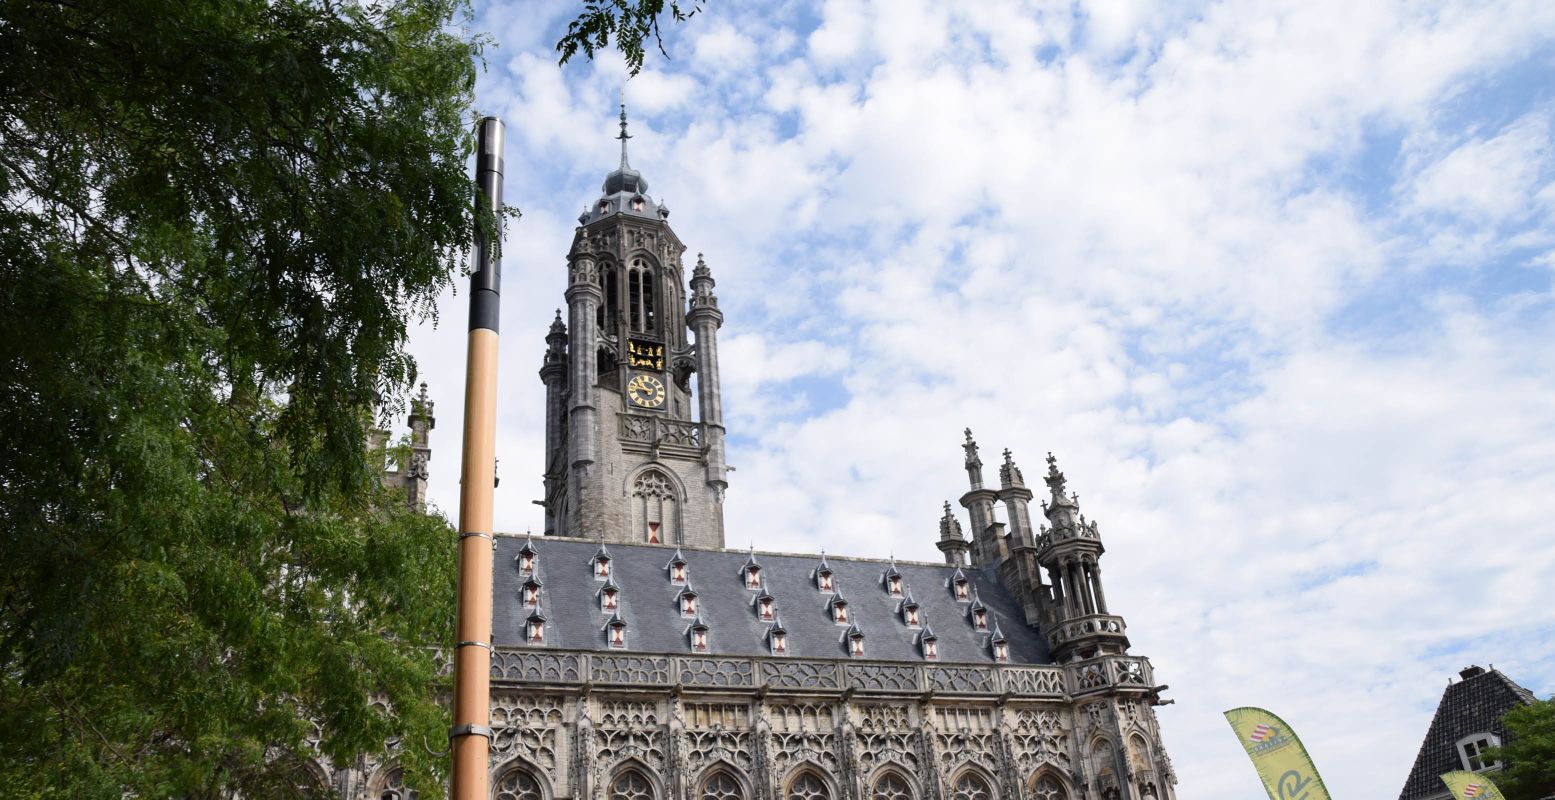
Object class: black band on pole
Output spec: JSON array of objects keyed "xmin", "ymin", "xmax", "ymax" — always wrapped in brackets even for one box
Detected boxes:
[{"xmin": 470, "ymin": 117, "xmax": 505, "ymax": 333}]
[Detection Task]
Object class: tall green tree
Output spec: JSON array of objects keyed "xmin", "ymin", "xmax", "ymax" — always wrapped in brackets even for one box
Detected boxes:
[
  {"xmin": 0, "ymin": 0, "xmax": 704, "ymax": 794},
  {"xmin": 0, "ymin": 1, "xmax": 480, "ymax": 796},
  {"xmin": 1487, "ymin": 698, "xmax": 1555, "ymax": 800}
]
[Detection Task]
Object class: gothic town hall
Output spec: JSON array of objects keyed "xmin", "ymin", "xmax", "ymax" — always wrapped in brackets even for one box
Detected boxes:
[{"xmin": 381, "ymin": 108, "xmax": 1178, "ymax": 800}]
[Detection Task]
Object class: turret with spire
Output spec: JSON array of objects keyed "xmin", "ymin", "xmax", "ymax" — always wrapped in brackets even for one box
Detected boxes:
[
  {"xmin": 958, "ymin": 429, "xmax": 1004, "ymax": 566},
  {"xmin": 936, "ymin": 501, "xmax": 969, "ymax": 566},
  {"xmin": 1035, "ymin": 452, "xmax": 1127, "ymax": 660}
]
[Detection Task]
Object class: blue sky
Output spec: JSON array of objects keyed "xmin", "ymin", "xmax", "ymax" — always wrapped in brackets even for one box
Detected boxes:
[{"xmin": 406, "ymin": 1, "xmax": 1555, "ymax": 797}]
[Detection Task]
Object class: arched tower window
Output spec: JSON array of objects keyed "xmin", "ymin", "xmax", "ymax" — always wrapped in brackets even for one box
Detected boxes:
[
  {"xmin": 1030, "ymin": 775, "xmax": 1067, "ymax": 800},
  {"xmin": 872, "ymin": 772, "xmax": 913, "ymax": 800},
  {"xmin": 496, "ymin": 765, "xmax": 545, "ymax": 800},
  {"xmin": 787, "ymin": 771, "xmax": 831, "ymax": 800},
  {"xmin": 628, "ymin": 258, "xmax": 657, "ymax": 334},
  {"xmin": 599, "ymin": 263, "xmax": 619, "ymax": 335},
  {"xmin": 951, "ymin": 772, "xmax": 994, "ymax": 800},
  {"xmin": 610, "ymin": 769, "xmax": 656, "ymax": 800},
  {"xmin": 701, "ymin": 770, "xmax": 745, "ymax": 800},
  {"xmin": 632, "ymin": 468, "xmax": 679, "ymax": 543}
]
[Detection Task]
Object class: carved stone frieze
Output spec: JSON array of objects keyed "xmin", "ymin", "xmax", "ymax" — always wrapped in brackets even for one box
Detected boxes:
[
  {"xmin": 681, "ymin": 658, "xmax": 754, "ymax": 688},
  {"xmin": 592, "ymin": 655, "xmax": 671, "ymax": 685}
]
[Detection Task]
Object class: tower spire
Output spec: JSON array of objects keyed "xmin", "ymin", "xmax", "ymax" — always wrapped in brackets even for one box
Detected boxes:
[{"xmin": 616, "ymin": 88, "xmax": 632, "ymax": 170}]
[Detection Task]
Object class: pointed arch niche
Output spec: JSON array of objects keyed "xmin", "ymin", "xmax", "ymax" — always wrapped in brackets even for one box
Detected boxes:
[
  {"xmin": 949, "ymin": 767, "xmax": 997, "ymax": 800},
  {"xmin": 869, "ymin": 767, "xmax": 916, "ymax": 800},
  {"xmin": 1028, "ymin": 770, "xmax": 1072, "ymax": 800},
  {"xmin": 784, "ymin": 768, "xmax": 835, "ymax": 800},
  {"xmin": 628, "ymin": 464, "xmax": 683, "ymax": 544},
  {"xmin": 608, "ymin": 764, "xmax": 659, "ymax": 800}
]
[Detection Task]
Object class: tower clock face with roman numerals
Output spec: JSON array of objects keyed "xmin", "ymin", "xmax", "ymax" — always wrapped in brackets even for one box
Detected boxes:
[{"xmin": 626, "ymin": 373, "xmax": 667, "ymax": 409}]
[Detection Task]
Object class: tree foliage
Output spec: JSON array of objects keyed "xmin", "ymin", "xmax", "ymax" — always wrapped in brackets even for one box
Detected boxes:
[
  {"xmin": 1487, "ymin": 698, "xmax": 1555, "ymax": 800},
  {"xmin": 0, "ymin": 0, "xmax": 479, "ymax": 795},
  {"xmin": 557, "ymin": 0, "xmax": 705, "ymax": 75}
]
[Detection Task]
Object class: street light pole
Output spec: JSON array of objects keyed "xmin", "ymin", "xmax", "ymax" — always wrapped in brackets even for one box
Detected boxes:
[{"xmin": 450, "ymin": 116, "xmax": 504, "ymax": 800}]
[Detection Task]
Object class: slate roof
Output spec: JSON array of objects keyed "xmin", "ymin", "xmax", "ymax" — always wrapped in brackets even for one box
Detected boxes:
[
  {"xmin": 493, "ymin": 535, "xmax": 1051, "ymax": 664},
  {"xmin": 1397, "ymin": 667, "xmax": 1537, "ymax": 800}
]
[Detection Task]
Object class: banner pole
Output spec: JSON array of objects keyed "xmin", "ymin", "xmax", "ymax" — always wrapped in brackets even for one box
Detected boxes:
[{"xmin": 450, "ymin": 116, "xmax": 505, "ymax": 800}]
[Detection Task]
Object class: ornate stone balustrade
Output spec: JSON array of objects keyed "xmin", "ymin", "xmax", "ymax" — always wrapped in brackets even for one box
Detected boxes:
[
  {"xmin": 618, "ymin": 412, "xmax": 703, "ymax": 450},
  {"xmin": 485, "ymin": 648, "xmax": 1091, "ymax": 698},
  {"xmin": 1044, "ymin": 613, "xmax": 1128, "ymax": 650},
  {"xmin": 1070, "ymin": 655, "xmax": 1152, "ymax": 695},
  {"xmin": 1035, "ymin": 519, "xmax": 1102, "ymax": 550}
]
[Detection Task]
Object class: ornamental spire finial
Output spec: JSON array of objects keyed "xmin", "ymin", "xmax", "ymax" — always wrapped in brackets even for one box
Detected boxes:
[{"xmin": 616, "ymin": 88, "xmax": 632, "ymax": 170}]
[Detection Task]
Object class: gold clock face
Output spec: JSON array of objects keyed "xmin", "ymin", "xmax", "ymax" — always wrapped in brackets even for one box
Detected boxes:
[{"xmin": 626, "ymin": 373, "xmax": 667, "ymax": 409}]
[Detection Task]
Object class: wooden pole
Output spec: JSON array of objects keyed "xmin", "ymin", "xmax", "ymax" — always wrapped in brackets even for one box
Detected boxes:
[{"xmin": 450, "ymin": 116, "xmax": 504, "ymax": 800}]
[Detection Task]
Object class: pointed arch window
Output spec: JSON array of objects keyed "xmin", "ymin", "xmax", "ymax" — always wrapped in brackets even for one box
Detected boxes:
[
  {"xmin": 872, "ymin": 773, "xmax": 913, "ymax": 800},
  {"xmin": 628, "ymin": 258, "xmax": 657, "ymax": 333},
  {"xmin": 599, "ymin": 263, "xmax": 620, "ymax": 335},
  {"xmin": 378, "ymin": 767, "xmax": 419, "ymax": 800},
  {"xmin": 633, "ymin": 469, "xmax": 678, "ymax": 545},
  {"xmin": 951, "ymin": 773, "xmax": 994, "ymax": 800},
  {"xmin": 787, "ymin": 771, "xmax": 831, "ymax": 800},
  {"xmin": 1030, "ymin": 775, "xmax": 1067, "ymax": 800},
  {"xmin": 610, "ymin": 769, "xmax": 655, "ymax": 800},
  {"xmin": 702, "ymin": 770, "xmax": 745, "ymax": 800},
  {"xmin": 496, "ymin": 765, "xmax": 545, "ymax": 800}
]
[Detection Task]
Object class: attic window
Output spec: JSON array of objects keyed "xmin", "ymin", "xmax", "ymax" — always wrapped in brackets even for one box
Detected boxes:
[
  {"xmin": 601, "ymin": 587, "xmax": 619, "ymax": 612},
  {"xmin": 832, "ymin": 600, "xmax": 849, "ymax": 625},
  {"xmin": 518, "ymin": 551, "xmax": 536, "ymax": 575},
  {"xmin": 1458, "ymin": 734, "xmax": 1501, "ymax": 772},
  {"xmin": 679, "ymin": 590, "xmax": 698, "ymax": 617},
  {"xmin": 972, "ymin": 608, "xmax": 988, "ymax": 631},
  {"xmin": 594, "ymin": 556, "xmax": 611, "ymax": 579},
  {"xmin": 992, "ymin": 640, "xmax": 1009, "ymax": 662},
  {"xmin": 922, "ymin": 638, "xmax": 939, "ymax": 660},
  {"xmin": 904, "ymin": 605, "xmax": 921, "ymax": 627},
  {"xmin": 631, "ymin": 196, "xmax": 645, "ymax": 212},
  {"xmin": 954, "ymin": 578, "xmax": 970, "ymax": 600},
  {"xmin": 758, "ymin": 597, "xmax": 775, "ymax": 621},
  {"xmin": 609, "ymin": 621, "xmax": 627, "ymax": 648},
  {"xmin": 527, "ymin": 617, "xmax": 545, "ymax": 643},
  {"xmin": 598, "ymin": 200, "xmax": 610, "ymax": 213},
  {"xmin": 522, "ymin": 580, "xmax": 541, "ymax": 608},
  {"xmin": 887, "ymin": 575, "xmax": 903, "ymax": 596},
  {"xmin": 818, "ymin": 571, "xmax": 834, "ymax": 592},
  {"xmin": 691, "ymin": 627, "xmax": 708, "ymax": 652},
  {"xmin": 770, "ymin": 630, "xmax": 788, "ymax": 655},
  {"xmin": 744, "ymin": 566, "xmax": 762, "ymax": 590},
  {"xmin": 849, "ymin": 633, "xmax": 865, "ymax": 657},
  {"xmin": 671, "ymin": 562, "xmax": 687, "ymax": 584}
]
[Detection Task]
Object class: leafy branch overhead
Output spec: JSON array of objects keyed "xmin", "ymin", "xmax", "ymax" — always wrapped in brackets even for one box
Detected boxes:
[{"xmin": 558, "ymin": 0, "xmax": 706, "ymax": 75}]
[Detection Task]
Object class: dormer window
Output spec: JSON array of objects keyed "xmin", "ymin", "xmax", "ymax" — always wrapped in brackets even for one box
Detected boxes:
[
  {"xmin": 758, "ymin": 595, "xmax": 775, "ymax": 621},
  {"xmin": 592, "ymin": 547, "xmax": 612, "ymax": 579},
  {"xmin": 919, "ymin": 629, "xmax": 939, "ymax": 660},
  {"xmin": 971, "ymin": 600, "xmax": 988, "ymax": 630},
  {"xmin": 526, "ymin": 611, "xmax": 546, "ymax": 644},
  {"xmin": 901, "ymin": 598, "xmax": 921, "ymax": 627},
  {"xmin": 517, "ymin": 543, "xmax": 537, "ymax": 576},
  {"xmin": 888, "ymin": 574, "xmax": 903, "ymax": 596},
  {"xmin": 954, "ymin": 576, "xmax": 970, "ymax": 600},
  {"xmin": 769, "ymin": 626, "xmax": 788, "ymax": 655},
  {"xmin": 631, "ymin": 195, "xmax": 645, "ymax": 212},
  {"xmin": 1458, "ymin": 734, "xmax": 1502, "ymax": 771},
  {"xmin": 666, "ymin": 548, "xmax": 688, "ymax": 584},
  {"xmin": 831, "ymin": 599, "xmax": 849, "ymax": 625},
  {"xmin": 819, "ymin": 571, "xmax": 834, "ymax": 592},
  {"xmin": 607, "ymin": 614, "xmax": 628, "ymax": 649},
  {"xmin": 598, "ymin": 200, "xmax": 610, "ymax": 214},
  {"xmin": 678, "ymin": 586, "xmax": 699, "ymax": 617},
  {"xmin": 993, "ymin": 640, "xmax": 1009, "ymax": 662},
  {"xmin": 601, "ymin": 586, "xmax": 619, "ymax": 612},
  {"xmin": 846, "ymin": 626, "xmax": 865, "ymax": 657},
  {"xmin": 522, "ymin": 579, "xmax": 541, "ymax": 608},
  {"xmin": 688, "ymin": 617, "xmax": 709, "ymax": 653}
]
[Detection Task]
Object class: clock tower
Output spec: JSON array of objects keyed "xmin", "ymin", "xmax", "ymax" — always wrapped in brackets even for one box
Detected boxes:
[{"xmin": 538, "ymin": 102, "xmax": 728, "ymax": 547}]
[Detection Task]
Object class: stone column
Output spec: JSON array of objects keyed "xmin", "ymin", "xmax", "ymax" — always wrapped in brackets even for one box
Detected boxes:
[{"xmin": 566, "ymin": 252, "xmax": 603, "ymax": 537}]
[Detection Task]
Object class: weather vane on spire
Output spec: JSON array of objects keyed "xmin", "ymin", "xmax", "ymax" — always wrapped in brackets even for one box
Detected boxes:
[{"xmin": 616, "ymin": 87, "xmax": 631, "ymax": 169}]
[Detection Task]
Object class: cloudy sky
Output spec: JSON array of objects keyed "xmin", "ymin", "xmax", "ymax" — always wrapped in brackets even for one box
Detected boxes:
[{"xmin": 404, "ymin": 1, "xmax": 1555, "ymax": 796}]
